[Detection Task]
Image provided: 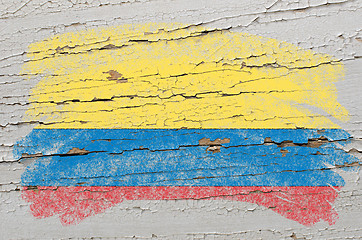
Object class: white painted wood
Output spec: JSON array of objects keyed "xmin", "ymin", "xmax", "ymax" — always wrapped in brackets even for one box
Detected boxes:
[{"xmin": 0, "ymin": 0, "xmax": 361, "ymax": 238}]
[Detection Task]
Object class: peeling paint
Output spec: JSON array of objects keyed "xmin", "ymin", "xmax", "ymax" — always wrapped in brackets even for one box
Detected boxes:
[{"xmin": 1, "ymin": 1, "xmax": 361, "ymax": 239}]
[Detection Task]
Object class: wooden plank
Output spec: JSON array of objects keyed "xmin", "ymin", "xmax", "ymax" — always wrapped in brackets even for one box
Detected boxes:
[{"xmin": 1, "ymin": 0, "xmax": 361, "ymax": 239}]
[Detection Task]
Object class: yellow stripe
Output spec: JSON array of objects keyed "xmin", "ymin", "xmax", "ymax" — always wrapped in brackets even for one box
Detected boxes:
[{"xmin": 22, "ymin": 23, "xmax": 348, "ymax": 129}]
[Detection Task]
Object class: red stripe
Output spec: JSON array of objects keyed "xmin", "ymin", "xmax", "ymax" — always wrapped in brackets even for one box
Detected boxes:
[{"xmin": 22, "ymin": 186, "xmax": 340, "ymax": 226}]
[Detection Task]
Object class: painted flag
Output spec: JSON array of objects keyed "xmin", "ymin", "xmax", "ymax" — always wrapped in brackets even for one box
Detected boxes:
[{"xmin": 14, "ymin": 23, "xmax": 358, "ymax": 226}]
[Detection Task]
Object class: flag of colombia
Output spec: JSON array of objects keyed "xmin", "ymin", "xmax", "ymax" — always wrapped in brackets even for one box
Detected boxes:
[{"xmin": 14, "ymin": 23, "xmax": 358, "ymax": 226}]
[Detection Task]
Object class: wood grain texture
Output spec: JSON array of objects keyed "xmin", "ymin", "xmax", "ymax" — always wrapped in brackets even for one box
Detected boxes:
[{"xmin": 1, "ymin": 0, "xmax": 361, "ymax": 239}]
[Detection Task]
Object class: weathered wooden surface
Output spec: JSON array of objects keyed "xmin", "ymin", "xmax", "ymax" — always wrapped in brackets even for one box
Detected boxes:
[{"xmin": 1, "ymin": 0, "xmax": 361, "ymax": 239}]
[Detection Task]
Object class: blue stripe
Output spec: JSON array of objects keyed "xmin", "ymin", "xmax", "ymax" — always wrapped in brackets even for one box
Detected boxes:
[{"xmin": 14, "ymin": 129, "xmax": 357, "ymax": 186}]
